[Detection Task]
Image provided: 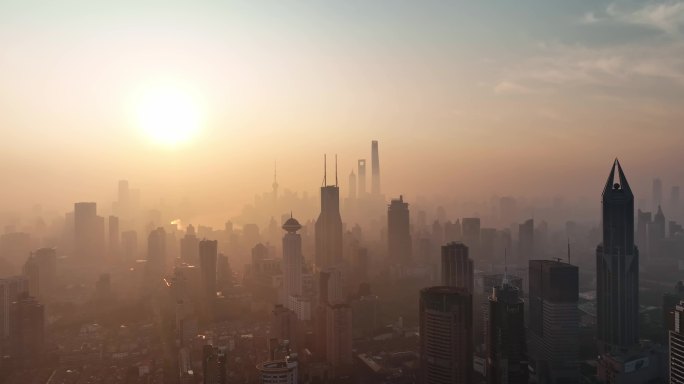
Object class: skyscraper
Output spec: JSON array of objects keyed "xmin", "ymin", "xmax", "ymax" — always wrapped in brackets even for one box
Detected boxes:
[
  {"xmin": 199, "ymin": 239, "xmax": 218, "ymax": 301},
  {"xmin": 9, "ymin": 293, "xmax": 44, "ymax": 361},
  {"xmin": 348, "ymin": 170, "xmax": 357, "ymax": 200},
  {"xmin": 669, "ymin": 300, "xmax": 684, "ymax": 383},
  {"xmin": 528, "ymin": 260, "xmax": 579, "ymax": 383},
  {"xmin": 0, "ymin": 276, "xmax": 28, "ymax": 339},
  {"xmin": 371, "ymin": 140, "xmax": 380, "ymax": 195},
  {"xmin": 596, "ymin": 159, "xmax": 639, "ymax": 351},
  {"xmin": 419, "ymin": 286, "xmax": 473, "ymax": 384},
  {"xmin": 487, "ymin": 279, "xmax": 527, "ymax": 384},
  {"xmin": 74, "ymin": 202, "xmax": 105, "ymax": 261},
  {"xmin": 653, "ymin": 178, "xmax": 663, "ymax": 210},
  {"xmin": 357, "ymin": 159, "xmax": 367, "ymax": 196},
  {"xmin": 147, "ymin": 227, "xmax": 167, "ymax": 277},
  {"xmin": 282, "ymin": 216, "xmax": 303, "ymax": 309},
  {"xmin": 180, "ymin": 225, "xmax": 200, "ymax": 265},
  {"xmin": 462, "ymin": 218, "xmax": 481, "ymax": 258},
  {"xmin": 315, "ymin": 159, "xmax": 343, "ymax": 269},
  {"xmin": 202, "ymin": 344, "xmax": 227, "ymax": 384},
  {"xmin": 326, "ymin": 303, "xmax": 353, "ymax": 371},
  {"xmin": 387, "ymin": 195, "xmax": 412, "ymax": 264},
  {"xmin": 517, "ymin": 218, "xmax": 534, "ymax": 263},
  {"xmin": 108, "ymin": 215, "xmax": 120, "ymax": 259},
  {"xmin": 441, "ymin": 242, "xmax": 473, "ymax": 293}
]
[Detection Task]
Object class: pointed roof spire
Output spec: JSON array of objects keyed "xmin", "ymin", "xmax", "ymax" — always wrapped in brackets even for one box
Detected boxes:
[{"xmin": 602, "ymin": 158, "xmax": 633, "ymax": 197}]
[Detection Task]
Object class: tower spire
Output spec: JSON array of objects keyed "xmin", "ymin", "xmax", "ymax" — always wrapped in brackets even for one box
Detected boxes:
[
  {"xmin": 567, "ymin": 238, "xmax": 571, "ymax": 264},
  {"xmin": 323, "ymin": 154, "xmax": 327, "ymax": 187}
]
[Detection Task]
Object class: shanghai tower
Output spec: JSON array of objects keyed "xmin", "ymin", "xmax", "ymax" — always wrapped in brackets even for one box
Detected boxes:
[
  {"xmin": 371, "ymin": 140, "xmax": 380, "ymax": 195},
  {"xmin": 596, "ymin": 159, "xmax": 639, "ymax": 351}
]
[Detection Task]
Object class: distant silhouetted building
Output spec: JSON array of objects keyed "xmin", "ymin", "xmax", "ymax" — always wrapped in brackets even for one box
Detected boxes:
[
  {"xmin": 487, "ymin": 279, "xmax": 527, "ymax": 384},
  {"xmin": 517, "ymin": 219, "xmax": 534, "ymax": 263},
  {"xmin": 282, "ymin": 216, "xmax": 304, "ymax": 312},
  {"xmin": 528, "ymin": 260, "xmax": 579, "ymax": 383},
  {"xmin": 74, "ymin": 202, "xmax": 105, "ymax": 261},
  {"xmin": 462, "ymin": 218, "xmax": 481, "ymax": 258},
  {"xmin": 121, "ymin": 230, "xmax": 138, "ymax": 261},
  {"xmin": 357, "ymin": 159, "xmax": 367, "ymax": 196},
  {"xmin": 441, "ymin": 242, "xmax": 473, "ymax": 293},
  {"xmin": 108, "ymin": 215, "xmax": 119, "ymax": 259},
  {"xmin": 147, "ymin": 227, "xmax": 167, "ymax": 277},
  {"xmin": 420, "ymin": 286, "xmax": 473, "ymax": 384},
  {"xmin": 371, "ymin": 140, "xmax": 380, "ymax": 195},
  {"xmin": 0, "ymin": 276, "xmax": 28, "ymax": 339},
  {"xmin": 596, "ymin": 159, "xmax": 639, "ymax": 351},
  {"xmin": 653, "ymin": 178, "xmax": 663, "ymax": 211},
  {"xmin": 388, "ymin": 195, "xmax": 412, "ymax": 264},
  {"xmin": 199, "ymin": 240, "xmax": 218, "ymax": 301},
  {"xmin": 348, "ymin": 170, "xmax": 357, "ymax": 200},
  {"xmin": 181, "ymin": 225, "xmax": 200, "ymax": 265},
  {"xmin": 9, "ymin": 293, "xmax": 44, "ymax": 361},
  {"xmin": 326, "ymin": 303, "xmax": 353, "ymax": 372}
]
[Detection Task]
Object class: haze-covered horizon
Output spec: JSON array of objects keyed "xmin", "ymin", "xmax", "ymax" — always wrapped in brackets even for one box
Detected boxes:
[{"xmin": 2, "ymin": 0, "xmax": 684, "ymax": 222}]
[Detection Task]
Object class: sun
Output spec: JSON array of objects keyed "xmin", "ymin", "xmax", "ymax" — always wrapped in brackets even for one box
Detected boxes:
[{"xmin": 135, "ymin": 85, "xmax": 202, "ymax": 146}]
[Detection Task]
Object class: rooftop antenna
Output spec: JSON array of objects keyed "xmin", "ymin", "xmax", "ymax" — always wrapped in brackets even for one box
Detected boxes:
[
  {"xmin": 323, "ymin": 154, "xmax": 327, "ymax": 187},
  {"xmin": 567, "ymin": 238, "xmax": 571, "ymax": 264},
  {"xmin": 335, "ymin": 154, "xmax": 338, "ymax": 187}
]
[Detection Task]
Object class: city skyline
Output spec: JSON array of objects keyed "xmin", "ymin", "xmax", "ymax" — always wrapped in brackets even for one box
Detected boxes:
[{"xmin": 2, "ymin": 1, "xmax": 684, "ymax": 220}]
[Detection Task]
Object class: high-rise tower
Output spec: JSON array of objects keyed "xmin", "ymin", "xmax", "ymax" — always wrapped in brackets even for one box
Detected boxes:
[
  {"xmin": 348, "ymin": 170, "xmax": 357, "ymax": 200},
  {"xmin": 441, "ymin": 242, "xmax": 473, "ymax": 293},
  {"xmin": 653, "ymin": 178, "xmax": 663, "ymax": 211},
  {"xmin": 487, "ymin": 279, "xmax": 527, "ymax": 384},
  {"xmin": 315, "ymin": 156, "xmax": 343, "ymax": 269},
  {"xmin": 420, "ymin": 286, "xmax": 473, "ymax": 384},
  {"xmin": 528, "ymin": 260, "xmax": 579, "ymax": 383},
  {"xmin": 357, "ymin": 159, "xmax": 367, "ymax": 196},
  {"xmin": 199, "ymin": 239, "xmax": 218, "ymax": 301},
  {"xmin": 387, "ymin": 195, "xmax": 411, "ymax": 264},
  {"xmin": 282, "ymin": 216, "xmax": 303, "ymax": 309},
  {"xmin": 371, "ymin": 140, "xmax": 380, "ymax": 195},
  {"xmin": 596, "ymin": 159, "xmax": 639, "ymax": 351}
]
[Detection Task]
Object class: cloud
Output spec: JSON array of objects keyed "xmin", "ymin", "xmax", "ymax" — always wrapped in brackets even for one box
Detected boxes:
[
  {"xmin": 494, "ymin": 41, "xmax": 684, "ymax": 99},
  {"xmin": 599, "ymin": 1, "xmax": 684, "ymax": 34},
  {"xmin": 493, "ymin": 81, "xmax": 535, "ymax": 95}
]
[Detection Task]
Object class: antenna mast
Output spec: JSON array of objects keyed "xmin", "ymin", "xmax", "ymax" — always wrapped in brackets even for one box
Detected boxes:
[
  {"xmin": 323, "ymin": 154, "xmax": 327, "ymax": 187},
  {"xmin": 335, "ymin": 154, "xmax": 338, "ymax": 187}
]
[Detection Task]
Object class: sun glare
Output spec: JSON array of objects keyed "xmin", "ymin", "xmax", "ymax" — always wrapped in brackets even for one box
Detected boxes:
[{"xmin": 135, "ymin": 86, "xmax": 202, "ymax": 146}]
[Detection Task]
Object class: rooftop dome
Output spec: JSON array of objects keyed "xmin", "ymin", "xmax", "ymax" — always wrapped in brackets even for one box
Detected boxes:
[{"xmin": 282, "ymin": 217, "xmax": 302, "ymax": 233}]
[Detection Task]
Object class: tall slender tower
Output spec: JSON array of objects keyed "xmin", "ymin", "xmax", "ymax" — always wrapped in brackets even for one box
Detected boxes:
[
  {"xmin": 596, "ymin": 159, "xmax": 639, "ymax": 351},
  {"xmin": 348, "ymin": 170, "xmax": 357, "ymax": 200},
  {"xmin": 357, "ymin": 159, "xmax": 366, "ymax": 196},
  {"xmin": 371, "ymin": 140, "xmax": 380, "ymax": 195},
  {"xmin": 282, "ymin": 216, "xmax": 303, "ymax": 309},
  {"xmin": 315, "ymin": 157, "xmax": 343, "ymax": 269}
]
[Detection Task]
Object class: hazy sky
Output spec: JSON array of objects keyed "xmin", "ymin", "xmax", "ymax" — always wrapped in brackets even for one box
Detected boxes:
[{"xmin": 1, "ymin": 1, "xmax": 683, "ymax": 219}]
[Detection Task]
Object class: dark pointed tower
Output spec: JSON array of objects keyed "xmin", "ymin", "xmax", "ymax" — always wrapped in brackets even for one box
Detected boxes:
[{"xmin": 596, "ymin": 159, "xmax": 639, "ymax": 351}]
